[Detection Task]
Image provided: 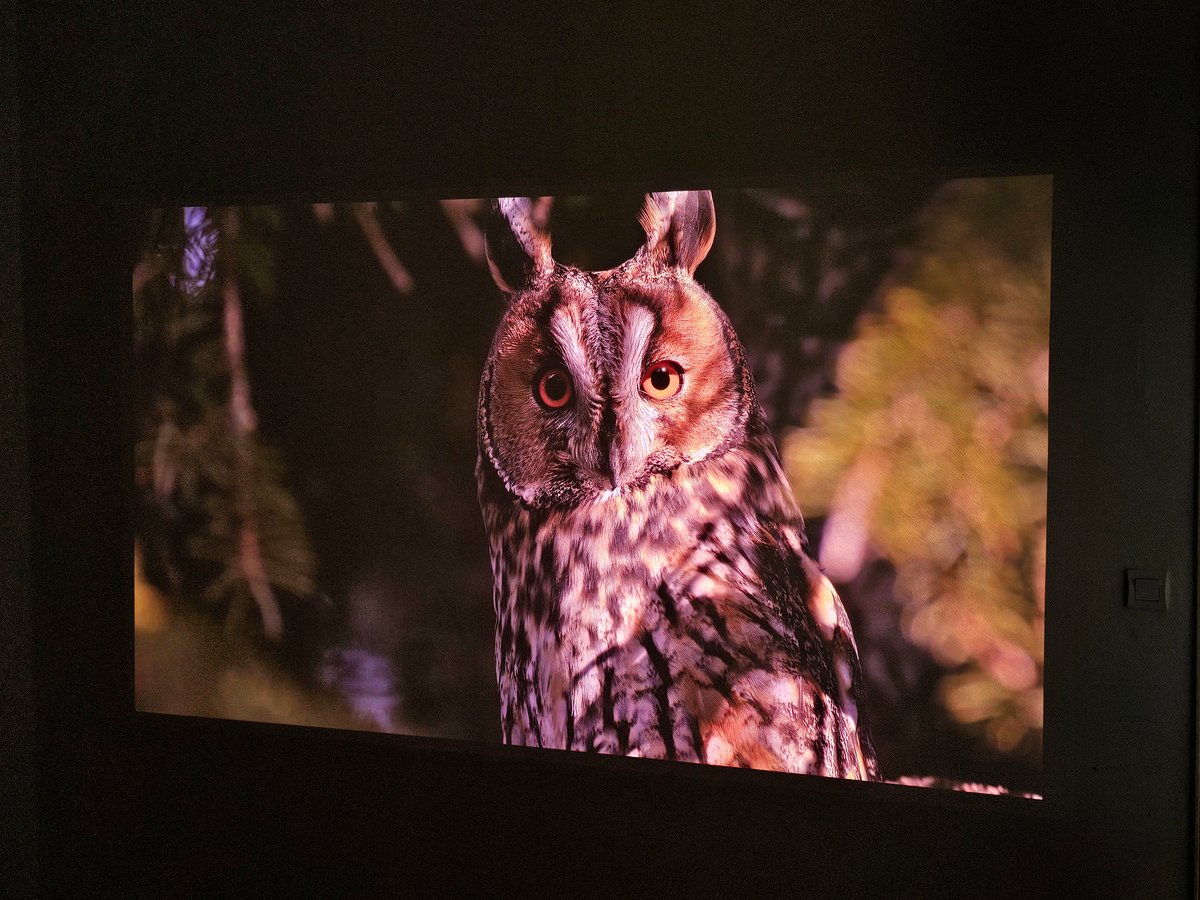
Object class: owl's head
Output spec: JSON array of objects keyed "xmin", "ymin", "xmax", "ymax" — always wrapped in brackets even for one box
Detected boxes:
[{"xmin": 479, "ymin": 191, "xmax": 755, "ymax": 508}]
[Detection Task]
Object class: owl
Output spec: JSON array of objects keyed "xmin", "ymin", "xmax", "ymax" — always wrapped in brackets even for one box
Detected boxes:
[{"xmin": 476, "ymin": 190, "xmax": 878, "ymax": 780}]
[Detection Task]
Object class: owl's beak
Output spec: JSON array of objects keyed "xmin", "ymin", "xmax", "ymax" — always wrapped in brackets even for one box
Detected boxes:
[
  {"xmin": 604, "ymin": 446, "xmax": 625, "ymax": 490},
  {"xmin": 594, "ymin": 437, "xmax": 622, "ymax": 490},
  {"xmin": 595, "ymin": 404, "xmax": 625, "ymax": 490},
  {"xmin": 596, "ymin": 405, "xmax": 650, "ymax": 491}
]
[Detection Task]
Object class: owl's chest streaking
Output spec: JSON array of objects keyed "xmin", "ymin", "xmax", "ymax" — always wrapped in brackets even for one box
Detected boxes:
[{"xmin": 477, "ymin": 426, "xmax": 877, "ymax": 780}]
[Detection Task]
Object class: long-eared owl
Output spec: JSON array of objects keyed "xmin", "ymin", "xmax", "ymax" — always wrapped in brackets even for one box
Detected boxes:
[{"xmin": 476, "ymin": 191, "xmax": 878, "ymax": 779}]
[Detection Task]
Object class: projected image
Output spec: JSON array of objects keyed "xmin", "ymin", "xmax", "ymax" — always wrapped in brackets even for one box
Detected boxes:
[{"xmin": 134, "ymin": 176, "xmax": 1050, "ymax": 795}]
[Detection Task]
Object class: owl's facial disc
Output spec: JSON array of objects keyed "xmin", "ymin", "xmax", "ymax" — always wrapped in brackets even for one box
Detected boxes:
[{"xmin": 481, "ymin": 267, "xmax": 750, "ymax": 508}]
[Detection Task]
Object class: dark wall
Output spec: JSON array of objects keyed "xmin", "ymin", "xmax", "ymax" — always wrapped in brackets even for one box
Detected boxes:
[
  {"xmin": 2, "ymin": 0, "xmax": 35, "ymax": 893},
  {"xmin": 16, "ymin": 4, "xmax": 1197, "ymax": 896}
]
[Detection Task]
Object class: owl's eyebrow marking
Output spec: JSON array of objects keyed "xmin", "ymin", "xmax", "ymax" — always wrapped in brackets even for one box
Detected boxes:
[
  {"xmin": 619, "ymin": 305, "xmax": 657, "ymax": 399},
  {"xmin": 548, "ymin": 304, "xmax": 599, "ymax": 408}
]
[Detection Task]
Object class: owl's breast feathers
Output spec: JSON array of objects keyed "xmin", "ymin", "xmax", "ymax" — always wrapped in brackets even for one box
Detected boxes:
[{"xmin": 479, "ymin": 420, "xmax": 879, "ymax": 781}]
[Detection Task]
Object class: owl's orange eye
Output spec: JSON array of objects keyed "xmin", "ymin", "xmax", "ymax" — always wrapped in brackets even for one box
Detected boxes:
[
  {"xmin": 535, "ymin": 367, "xmax": 573, "ymax": 409},
  {"xmin": 641, "ymin": 361, "xmax": 683, "ymax": 400}
]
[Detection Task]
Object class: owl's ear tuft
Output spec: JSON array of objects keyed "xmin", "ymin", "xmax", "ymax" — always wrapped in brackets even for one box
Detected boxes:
[
  {"xmin": 485, "ymin": 197, "xmax": 555, "ymax": 295},
  {"xmin": 637, "ymin": 190, "xmax": 716, "ymax": 275}
]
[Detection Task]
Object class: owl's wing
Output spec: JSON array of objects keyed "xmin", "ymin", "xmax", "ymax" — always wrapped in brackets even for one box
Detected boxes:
[
  {"xmin": 793, "ymin": 538, "xmax": 880, "ymax": 781},
  {"xmin": 658, "ymin": 517, "xmax": 879, "ymax": 780}
]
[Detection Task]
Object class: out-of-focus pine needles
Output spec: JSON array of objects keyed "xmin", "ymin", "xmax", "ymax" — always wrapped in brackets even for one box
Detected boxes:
[{"xmin": 785, "ymin": 176, "xmax": 1051, "ymax": 758}]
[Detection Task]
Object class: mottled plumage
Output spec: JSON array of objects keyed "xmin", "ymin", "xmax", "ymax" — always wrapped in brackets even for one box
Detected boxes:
[{"xmin": 477, "ymin": 191, "xmax": 878, "ymax": 779}]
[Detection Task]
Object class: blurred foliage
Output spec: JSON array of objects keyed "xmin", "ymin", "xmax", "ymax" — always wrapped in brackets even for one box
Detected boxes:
[
  {"xmin": 134, "ymin": 207, "xmax": 318, "ymax": 641},
  {"xmin": 784, "ymin": 176, "xmax": 1050, "ymax": 758},
  {"xmin": 139, "ymin": 418, "xmax": 318, "ymax": 608},
  {"xmin": 234, "ymin": 205, "xmax": 286, "ymax": 299},
  {"xmin": 135, "ymin": 541, "xmax": 376, "ymax": 731},
  {"xmin": 134, "ymin": 200, "xmax": 501, "ymax": 739}
]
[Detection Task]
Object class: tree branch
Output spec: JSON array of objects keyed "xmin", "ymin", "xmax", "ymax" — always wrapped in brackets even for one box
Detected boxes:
[
  {"xmin": 352, "ymin": 202, "xmax": 414, "ymax": 295},
  {"xmin": 219, "ymin": 207, "xmax": 283, "ymax": 640},
  {"xmin": 439, "ymin": 198, "xmax": 486, "ymax": 264}
]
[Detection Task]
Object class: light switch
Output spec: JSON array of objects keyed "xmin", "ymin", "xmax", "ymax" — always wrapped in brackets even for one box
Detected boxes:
[{"xmin": 1126, "ymin": 569, "xmax": 1169, "ymax": 610}]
